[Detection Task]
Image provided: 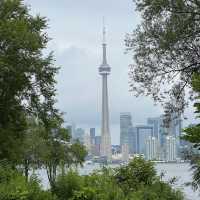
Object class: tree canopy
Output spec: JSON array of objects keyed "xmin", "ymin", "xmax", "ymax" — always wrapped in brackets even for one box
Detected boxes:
[
  {"xmin": 126, "ymin": 0, "xmax": 200, "ymax": 113},
  {"xmin": 53, "ymin": 157, "xmax": 184, "ymax": 200},
  {"xmin": 0, "ymin": 0, "xmax": 60, "ymax": 161}
]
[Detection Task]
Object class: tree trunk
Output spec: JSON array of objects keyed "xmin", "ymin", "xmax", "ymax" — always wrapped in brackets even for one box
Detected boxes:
[{"xmin": 24, "ymin": 159, "xmax": 29, "ymax": 182}]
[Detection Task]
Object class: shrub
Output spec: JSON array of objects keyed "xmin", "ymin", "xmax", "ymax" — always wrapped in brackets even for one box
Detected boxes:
[
  {"xmin": 54, "ymin": 170, "xmax": 84, "ymax": 200},
  {"xmin": 0, "ymin": 166, "xmax": 56, "ymax": 200}
]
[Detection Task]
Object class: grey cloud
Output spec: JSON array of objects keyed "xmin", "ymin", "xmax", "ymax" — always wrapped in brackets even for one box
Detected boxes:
[{"xmin": 24, "ymin": 0, "xmax": 195, "ymax": 144}]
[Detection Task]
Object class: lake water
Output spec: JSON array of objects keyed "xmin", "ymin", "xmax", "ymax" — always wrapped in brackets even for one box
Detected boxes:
[{"xmin": 37, "ymin": 163, "xmax": 199, "ymax": 200}]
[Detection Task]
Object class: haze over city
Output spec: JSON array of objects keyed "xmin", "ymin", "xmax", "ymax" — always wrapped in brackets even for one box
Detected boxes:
[{"xmin": 25, "ymin": 0, "xmax": 195, "ymax": 144}]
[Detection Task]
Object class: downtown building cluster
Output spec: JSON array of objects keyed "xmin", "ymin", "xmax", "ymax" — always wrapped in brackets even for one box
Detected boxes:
[
  {"xmin": 120, "ymin": 112, "xmax": 182, "ymax": 162},
  {"xmin": 66, "ymin": 111, "xmax": 183, "ymax": 163},
  {"xmin": 66, "ymin": 125, "xmax": 102, "ymax": 158}
]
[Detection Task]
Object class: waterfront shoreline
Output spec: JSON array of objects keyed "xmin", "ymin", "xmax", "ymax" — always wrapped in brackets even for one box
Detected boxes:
[{"xmin": 37, "ymin": 163, "xmax": 198, "ymax": 200}]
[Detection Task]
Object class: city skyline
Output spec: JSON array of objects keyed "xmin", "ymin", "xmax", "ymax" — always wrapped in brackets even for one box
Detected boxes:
[
  {"xmin": 25, "ymin": 0, "xmax": 196, "ymax": 145},
  {"xmin": 70, "ymin": 111, "xmax": 183, "ymax": 162}
]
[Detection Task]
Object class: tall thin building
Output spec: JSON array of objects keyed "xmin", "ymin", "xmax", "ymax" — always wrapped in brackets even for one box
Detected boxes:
[
  {"xmin": 146, "ymin": 136, "xmax": 158, "ymax": 160},
  {"xmin": 84, "ymin": 133, "xmax": 91, "ymax": 155},
  {"xmin": 122, "ymin": 143, "xmax": 129, "ymax": 162},
  {"xmin": 95, "ymin": 136, "xmax": 101, "ymax": 156},
  {"xmin": 89, "ymin": 128, "xmax": 96, "ymax": 156},
  {"xmin": 120, "ymin": 112, "xmax": 132, "ymax": 147},
  {"xmin": 90, "ymin": 128, "xmax": 96, "ymax": 145},
  {"xmin": 74, "ymin": 128, "xmax": 85, "ymax": 144},
  {"xmin": 135, "ymin": 125, "xmax": 153, "ymax": 154},
  {"xmin": 166, "ymin": 136, "xmax": 176, "ymax": 161},
  {"xmin": 99, "ymin": 22, "xmax": 112, "ymax": 160}
]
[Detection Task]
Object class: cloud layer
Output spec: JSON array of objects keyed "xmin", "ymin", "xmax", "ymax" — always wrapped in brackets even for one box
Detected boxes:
[{"xmin": 24, "ymin": 0, "xmax": 195, "ymax": 144}]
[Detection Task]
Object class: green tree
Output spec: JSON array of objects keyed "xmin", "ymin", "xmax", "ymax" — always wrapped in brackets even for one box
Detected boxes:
[
  {"xmin": 15, "ymin": 116, "xmax": 87, "ymax": 189},
  {"xmin": 84, "ymin": 168, "xmax": 125, "ymax": 200},
  {"xmin": 52, "ymin": 158, "xmax": 183, "ymax": 200},
  {"xmin": 182, "ymin": 73, "xmax": 200, "ymax": 191},
  {"xmin": 183, "ymin": 74, "xmax": 200, "ymax": 148},
  {"xmin": 0, "ymin": 164, "xmax": 56, "ymax": 200},
  {"xmin": 20, "ymin": 117, "xmax": 46, "ymax": 181},
  {"xmin": 39, "ymin": 120, "xmax": 87, "ymax": 190},
  {"xmin": 126, "ymin": 0, "xmax": 200, "ymax": 111},
  {"xmin": 0, "ymin": 0, "xmax": 60, "ymax": 162},
  {"xmin": 127, "ymin": 182, "xmax": 183, "ymax": 200},
  {"xmin": 115, "ymin": 157, "xmax": 156, "ymax": 193},
  {"xmin": 114, "ymin": 157, "xmax": 183, "ymax": 199},
  {"xmin": 70, "ymin": 187, "xmax": 96, "ymax": 200},
  {"xmin": 54, "ymin": 170, "xmax": 84, "ymax": 200}
]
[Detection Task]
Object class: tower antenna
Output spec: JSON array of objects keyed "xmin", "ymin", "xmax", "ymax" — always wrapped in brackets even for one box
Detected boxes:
[{"xmin": 103, "ymin": 16, "xmax": 106, "ymax": 44}]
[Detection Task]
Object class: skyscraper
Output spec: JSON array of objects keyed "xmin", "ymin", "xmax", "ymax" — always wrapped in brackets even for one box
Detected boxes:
[
  {"xmin": 171, "ymin": 113, "xmax": 182, "ymax": 148},
  {"xmin": 120, "ymin": 112, "xmax": 132, "ymax": 148},
  {"xmin": 165, "ymin": 113, "xmax": 182, "ymax": 158},
  {"xmin": 95, "ymin": 136, "xmax": 101, "ymax": 156},
  {"xmin": 166, "ymin": 136, "xmax": 176, "ymax": 161},
  {"xmin": 121, "ymin": 143, "xmax": 129, "ymax": 162},
  {"xmin": 90, "ymin": 128, "xmax": 95, "ymax": 139},
  {"xmin": 135, "ymin": 125, "xmax": 153, "ymax": 155},
  {"xmin": 128, "ymin": 127, "xmax": 137, "ymax": 154},
  {"xmin": 74, "ymin": 128, "xmax": 84, "ymax": 143},
  {"xmin": 147, "ymin": 117, "xmax": 161, "ymax": 139},
  {"xmin": 99, "ymin": 22, "xmax": 112, "ymax": 160},
  {"xmin": 146, "ymin": 136, "xmax": 158, "ymax": 160},
  {"xmin": 66, "ymin": 122, "xmax": 76, "ymax": 142},
  {"xmin": 147, "ymin": 116, "xmax": 166, "ymax": 146},
  {"xmin": 90, "ymin": 128, "xmax": 96, "ymax": 156},
  {"xmin": 84, "ymin": 133, "xmax": 91, "ymax": 155},
  {"xmin": 90, "ymin": 128, "xmax": 96, "ymax": 145}
]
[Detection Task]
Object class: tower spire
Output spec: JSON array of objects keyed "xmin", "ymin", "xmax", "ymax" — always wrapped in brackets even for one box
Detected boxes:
[
  {"xmin": 102, "ymin": 17, "xmax": 108, "ymax": 65},
  {"xmin": 103, "ymin": 17, "xmax": 106, "ymax": 44}
]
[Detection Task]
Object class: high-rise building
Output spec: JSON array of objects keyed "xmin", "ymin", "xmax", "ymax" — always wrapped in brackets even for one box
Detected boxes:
[
  {"xmin": 95, "ymin": 136, "xmax": 101, "ymax": 156},
  {"xmin": 74, "ymin": 128, "xmax": 84, "ymax": 143},
  {"xmin": 146, "ymin": 136, "xmax": 158, "ymax": 160},
  {"xmin": 165, "ymin": 136, "xmax": 176, "ymax": 161},
  {"xmin": 163, "ymin": 113, "xmax": 182, "ymax": 157},
  {"xmin": 171, "ymin": 113, "xmax": 182, "ymax": 149},
  {"xmin": 66, "ymin": 122, "xmax": 76, "ymax": 142},
  {"xmin": 99, "ymin": 22, "xmax": 112, "ymax": 160},
  {"xmin": 89, "ymin": 128, "xmax": 96, "ymax": 156},
  {"xmin": 147, "ymin": 114, "xmax": 182, "ymax": 160},
  {"xmin": 147, "ymin": 116, "xmax": 166, "ymax": 146},
  {"xmin": 121, "ymin": 143, "xmax": 129, "ymax": 162},
  {"xmin": 90, "ymin": 128, "xmax": 96, "ymax": 144},
  {"xmin": 147, "ymin": 117, "xmax": 162, "ymax": 138},
  {"xmin": 147, "ymin": 116, "xmax": 165, "ymax": 159},
  {"xmin": 135, "ymin": 125, "xmax": 153, "ymax": 155},
  {"xmin": 120, "ymin": 112, "xmax": 132, "ymax": 148},
  {"xmin": 128, "ymin": 127, "xmax": 137, "ymax": 154},
  {"xmin": 84, "ymin": 133, "xmax": 91, "ymax": 155}
]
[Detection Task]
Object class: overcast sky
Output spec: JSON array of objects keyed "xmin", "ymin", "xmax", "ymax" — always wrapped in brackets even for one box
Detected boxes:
[{"xmin": 25, "ymin": 0, "xmax": 196, "ymax": 144}]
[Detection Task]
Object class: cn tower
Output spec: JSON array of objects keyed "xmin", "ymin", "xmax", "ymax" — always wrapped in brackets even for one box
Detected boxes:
[{"xmin": 99, "ymin": 21, "xmax": 112, "ymax": 161}]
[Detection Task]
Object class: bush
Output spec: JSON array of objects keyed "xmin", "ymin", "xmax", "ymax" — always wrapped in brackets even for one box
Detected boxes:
[
  {"xmin": 114, "ymin": 157, "xmax": 156, "ymax": 192},
  {"xmin": 53, "ymin": 158, "xmax": 184, "ymax": 200},
  {"xmin": 127, "ymin": 181, "xmax": 184, "ymax": 200},
  {"xmin": 84, "ymin": 168, "xmax": 125, "ymax": 200},
  {"xmin": 54, "ymin": 170, "xmax": 84, "ymax": 200},
  {"xmin": 0, "ymin": 166, "xmax": 56, "ymax": 200}
]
